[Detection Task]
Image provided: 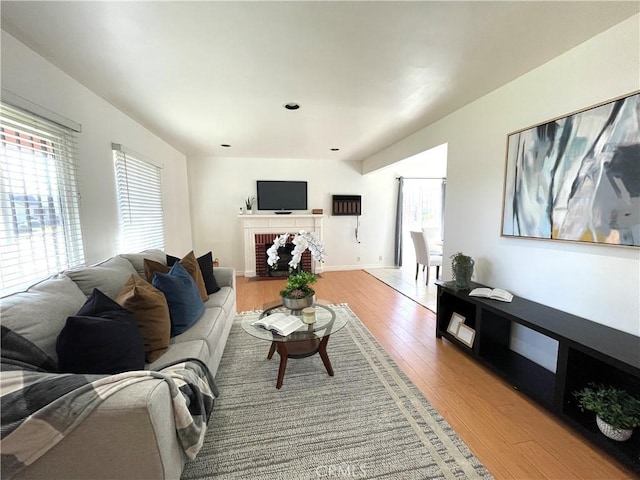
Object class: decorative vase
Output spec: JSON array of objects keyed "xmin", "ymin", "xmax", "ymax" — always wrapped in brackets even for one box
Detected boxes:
[
  {"xmin": 596, "ymin": 415, "xmax": 633, "ymax": 441},
  {"xmin": 282, "ymin": 295, "xmax": 315, "ymax": 311},
  {"xmin": 246, "ymin": 209, "xmax": 253, "ymax": 215}
]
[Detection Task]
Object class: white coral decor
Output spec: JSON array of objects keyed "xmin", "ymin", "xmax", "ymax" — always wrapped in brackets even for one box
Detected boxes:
[{"xmin": 266, "ymin": 230, "xmax": 326, "ymax": 269}]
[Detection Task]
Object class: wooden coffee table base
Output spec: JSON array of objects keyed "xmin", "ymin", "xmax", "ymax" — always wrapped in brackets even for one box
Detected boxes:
[{"xmin": 267, "ymin": 335, "xmax": 334, "ymax": 389}]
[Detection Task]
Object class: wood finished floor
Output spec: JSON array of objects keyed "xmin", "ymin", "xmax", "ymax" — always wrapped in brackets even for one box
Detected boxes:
[{"xmin": 236, "ymin": 270, "xmax": 636, "ymax": 480}]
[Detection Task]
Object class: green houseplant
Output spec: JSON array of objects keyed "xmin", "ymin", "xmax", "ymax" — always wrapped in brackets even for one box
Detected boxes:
[
  {"xmin": 266, "ymin": 231, "xmax": 326, "ymax": 309},
  {"xmin": 450, "ymin": 252, "xmax": 474, "ymax": 289},
  {"xmin": 280, "ymin": 270, "xmax": 317, "ymax": 300},
  {"xmin": 573, "ymin": 383, "xmax": 640, "ymax": 441}
]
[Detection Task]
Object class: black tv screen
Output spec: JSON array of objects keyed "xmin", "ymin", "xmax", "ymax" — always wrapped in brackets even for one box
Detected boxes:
[{"xmin": 257, "ymin": 181, "xmax": 307, "ymax": 212}]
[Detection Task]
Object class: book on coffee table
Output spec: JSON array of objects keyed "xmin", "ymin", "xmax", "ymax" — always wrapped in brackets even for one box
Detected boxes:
[{"xmin": 251, "ymin": 312, "xmax": 305, "ymax": 336}]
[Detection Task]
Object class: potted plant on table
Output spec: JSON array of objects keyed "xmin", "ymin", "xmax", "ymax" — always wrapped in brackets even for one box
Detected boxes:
[
  {"xmin": 450, "ymin": 252, "xmax": 475, "ymax": 290},
  {"xmin": 267, "ymin": 231, "xmax": 326, "ymax": 310},
  {"xmin": 573, "ymin": 382, "xmax": 640, "ymax": 441}
]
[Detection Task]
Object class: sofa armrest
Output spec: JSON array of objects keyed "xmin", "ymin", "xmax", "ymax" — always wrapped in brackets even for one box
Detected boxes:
[
  {"xmin": 16, "ymin": 380, "xmax": 184, "ymax": 480},
  {"xmin": 213, "ymin": 267, "xmax": 235, "ymax": 290}
]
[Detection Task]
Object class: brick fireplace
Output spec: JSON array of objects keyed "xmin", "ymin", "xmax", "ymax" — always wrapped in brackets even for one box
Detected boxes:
[
  {"xmin": 254, "ymin": 233, "xmax": 312, "ymax": 277},
  {"xmin": 239, "ymin": 214, "xmax": 324, "ymax": 277}
]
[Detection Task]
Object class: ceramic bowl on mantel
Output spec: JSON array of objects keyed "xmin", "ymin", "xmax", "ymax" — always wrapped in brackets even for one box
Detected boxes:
[{"xmin": 282, "ymin": 295, "xmax": 315, "ymax": 311}]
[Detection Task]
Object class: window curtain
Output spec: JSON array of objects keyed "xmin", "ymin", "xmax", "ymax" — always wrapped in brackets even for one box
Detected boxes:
[
  {"xmin": 440, "ymin": 178, "xmax": 446, "ymax": 240},
  {"xmin": 394, "ymin": 176, "xmax": 404, "ymax": 267}
]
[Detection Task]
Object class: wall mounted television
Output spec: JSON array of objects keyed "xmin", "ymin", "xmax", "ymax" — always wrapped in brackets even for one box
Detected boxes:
[{"xmin": 256, "ymin": 180, "xmax": 307, "ymax": 213}]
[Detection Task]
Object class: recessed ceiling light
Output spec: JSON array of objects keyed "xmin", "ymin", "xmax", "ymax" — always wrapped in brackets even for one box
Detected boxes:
[
  {"xmin": 220, "ymin": 144, "xmax": 231, "ymax": 148},
  {"xmin": 284, "ymin": 102, "xmax": 300, "ymax": 110},
  {"xmin": 330, "ymin": 148, "xmax": 340, "ymax": 151}
]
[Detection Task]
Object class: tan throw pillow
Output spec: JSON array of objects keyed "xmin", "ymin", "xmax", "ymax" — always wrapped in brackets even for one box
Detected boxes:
[
  {"xmin": 144, "ymin": 253, "xmax": 208, "ymax": 301},
  {"xmin": 178, "ymin": 251, "xmax": 209, "ymax": 302},
  {"xmin": 144, "ymin": 258, "xmax": 169, "ymax": 283},
  {"xmin": 116, "ymin": 275, "xmax": 170, "ymax": 363}
]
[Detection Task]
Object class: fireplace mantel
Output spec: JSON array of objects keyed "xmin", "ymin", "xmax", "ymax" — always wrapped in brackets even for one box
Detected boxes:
[{"xmin": 239, "ymin": 214, "xmax": 324, "ymax": 277}]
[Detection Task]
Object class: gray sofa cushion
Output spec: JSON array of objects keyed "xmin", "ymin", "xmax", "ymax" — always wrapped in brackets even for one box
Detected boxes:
[
  {"xmin": 147, "ymin": 339, "xmax": 210, "ymax": 371},
  {"xmin": 65, "ymin": 256, "xmax": 138, "ymax": 299},
  {"xmin": 0, "ymin": 274, "xmax": 87, "ymax": 363},
  {"xmin": 119, "ymin": 249, "xmax": 166, "ymax": 277},
  {"xmin": 171, "ymin": 306, "xmax": 226, "ymax": 366},
  {"xmin": 204, "ymin": 286, "xmax": 234, "ymax": 311}
]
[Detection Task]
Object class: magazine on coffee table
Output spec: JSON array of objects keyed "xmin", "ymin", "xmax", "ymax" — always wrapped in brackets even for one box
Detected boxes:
[{"xmin": 251, "ymin": 312, "xmax": 305, "ymax": 336}]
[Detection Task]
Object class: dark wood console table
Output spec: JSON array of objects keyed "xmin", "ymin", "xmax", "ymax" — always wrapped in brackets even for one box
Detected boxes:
[{"xmin": 435, "ymin": 280, "xmax": 640, "ymax": 474}]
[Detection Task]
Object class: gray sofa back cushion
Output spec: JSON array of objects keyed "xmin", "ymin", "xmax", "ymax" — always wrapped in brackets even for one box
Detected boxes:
[
  {"xmin": 0, "ymin": 274, "xmax": 87, "ymax": 363},
  {"xmin": 119, "ymin": 249, "xmax": 166, "ymax": 277},
  {"xmin": 65, "ymin": 256, "xmax": 138, "ymax": 299}
]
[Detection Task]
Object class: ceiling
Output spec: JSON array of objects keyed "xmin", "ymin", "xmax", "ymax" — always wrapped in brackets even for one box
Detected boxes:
[{"xmin": 1, "ymin": 1, "xmax": 638, "ymax": 162}]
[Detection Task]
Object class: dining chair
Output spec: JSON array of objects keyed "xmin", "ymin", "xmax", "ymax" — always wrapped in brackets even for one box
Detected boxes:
[
  {"xmin": 421, "ymin": 227, "xmax": 443, "ymax": 255},
  {"xmin": 409, "ymin": 230, "xmax": 443, "ymax": 285}
]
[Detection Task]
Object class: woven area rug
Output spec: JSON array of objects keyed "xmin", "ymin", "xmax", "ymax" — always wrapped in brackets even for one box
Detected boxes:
[{"xmin": 181, "ymin": 305, "xmax": 492, "ymax": 480}]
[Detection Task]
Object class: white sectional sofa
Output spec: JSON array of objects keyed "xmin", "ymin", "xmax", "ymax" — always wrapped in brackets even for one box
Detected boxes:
[{"xmin": 0, "ymin": 250, "xmax": 236, "ymax": 479}]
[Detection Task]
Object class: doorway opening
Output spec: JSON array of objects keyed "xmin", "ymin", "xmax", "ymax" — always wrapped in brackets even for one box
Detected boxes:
[{"xmin": 394, "ymin": 143, "xmax": 448, "ymax": 276}]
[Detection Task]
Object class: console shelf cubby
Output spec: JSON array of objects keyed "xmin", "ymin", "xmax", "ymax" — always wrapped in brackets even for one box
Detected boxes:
[{"xmin": 435, "ymin": 280, "xmax": 640, "ymax": 474}]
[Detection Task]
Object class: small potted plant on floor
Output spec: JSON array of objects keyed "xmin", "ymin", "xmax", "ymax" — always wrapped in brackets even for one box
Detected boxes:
[
  {"xmin": 267, "ymin": 231, "xmax": 326, "ymax": 310},
  {"xmin": 450, "ymin": 252, "xmax": 474, "ymax": 290},
  {"xmin": 573, "ymin": 382, "xmax": 640, "ymax": 441}
]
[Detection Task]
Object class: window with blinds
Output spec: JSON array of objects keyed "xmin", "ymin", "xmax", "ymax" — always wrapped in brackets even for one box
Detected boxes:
[
  {"xmin": 0, "ymin": 101, "xmax": 85, "ymax": 294},
  {"xmin": 113, "ymin": 144, "xmax": 164, "ymax": 253}
]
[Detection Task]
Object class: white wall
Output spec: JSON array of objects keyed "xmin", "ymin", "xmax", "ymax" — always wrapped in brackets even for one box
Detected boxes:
[
  {"xmin": 1, "ymin": 31, "xmax": 193, "ymax": 264},
  {"xmin": 362, "ymin": 15, "xmax": 640, "ymax": 338},
  {"xmin": 187, "ymin": 156, "xmax": 403, "ymax": 272},
  {"xmin": 188, "ymin": 141, "xmax": 448, "ymax": 275}
]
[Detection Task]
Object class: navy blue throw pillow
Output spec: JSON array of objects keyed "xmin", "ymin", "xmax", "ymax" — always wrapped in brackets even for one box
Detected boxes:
[
  {"xmin": 56, "ymin": 289, "xmax": 145, "ymax": 374},
  {"xmin": 167, "ymin": 251, "xmax": 220, "ymax": 294},
  {"xmin": 152, "ymin": 262, "xmax": 205, "ymax": 336}
]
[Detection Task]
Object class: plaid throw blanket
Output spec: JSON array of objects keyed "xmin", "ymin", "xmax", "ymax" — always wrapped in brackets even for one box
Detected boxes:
[{"xmin": 0, "ymin": 325, "xmax": 218, "ymax": 479}]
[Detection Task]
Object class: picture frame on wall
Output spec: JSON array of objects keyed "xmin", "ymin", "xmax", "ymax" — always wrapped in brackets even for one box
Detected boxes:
[
  {"xmin": 456, "ymin": 324, "xmax": 476, "ymax": 348},
  {"xmin": 447, "ymin": 312, "xmax": 465, "ymax": 336},
  {"xmin": 501, "ymin": 91, "xmax": 640, "ymax": 248}
]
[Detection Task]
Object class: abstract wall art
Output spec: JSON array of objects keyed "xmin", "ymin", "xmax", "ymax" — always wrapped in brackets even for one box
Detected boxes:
[{"xmin": 502, "ymin": 91, "xmax": 640, "ymax": 247}]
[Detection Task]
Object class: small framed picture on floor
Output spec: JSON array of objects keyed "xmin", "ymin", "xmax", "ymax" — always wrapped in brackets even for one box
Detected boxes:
[{"xmin": 447, "ymin": 312, "xmax": 465, "ymax": 336}]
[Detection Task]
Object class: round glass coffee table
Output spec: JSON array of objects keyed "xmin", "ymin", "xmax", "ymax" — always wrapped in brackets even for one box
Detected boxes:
[{"xmin": 241, "ymin": 300, "xmax": 347, "ymax": 389}]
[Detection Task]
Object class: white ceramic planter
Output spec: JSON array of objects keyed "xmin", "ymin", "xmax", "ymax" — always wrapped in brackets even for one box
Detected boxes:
[{"xmin": 596, "ymin": 415, "xmax": 633, "ymax": 441}]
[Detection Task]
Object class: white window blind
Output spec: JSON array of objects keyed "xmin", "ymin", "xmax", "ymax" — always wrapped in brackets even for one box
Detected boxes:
[
  {"xmin": 0, "ymin": 101, "xmax": 85, "ymax": 294},
  {"xmin": 113, "ymin": 144, "xmax": 164, "ymax": 253}
]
